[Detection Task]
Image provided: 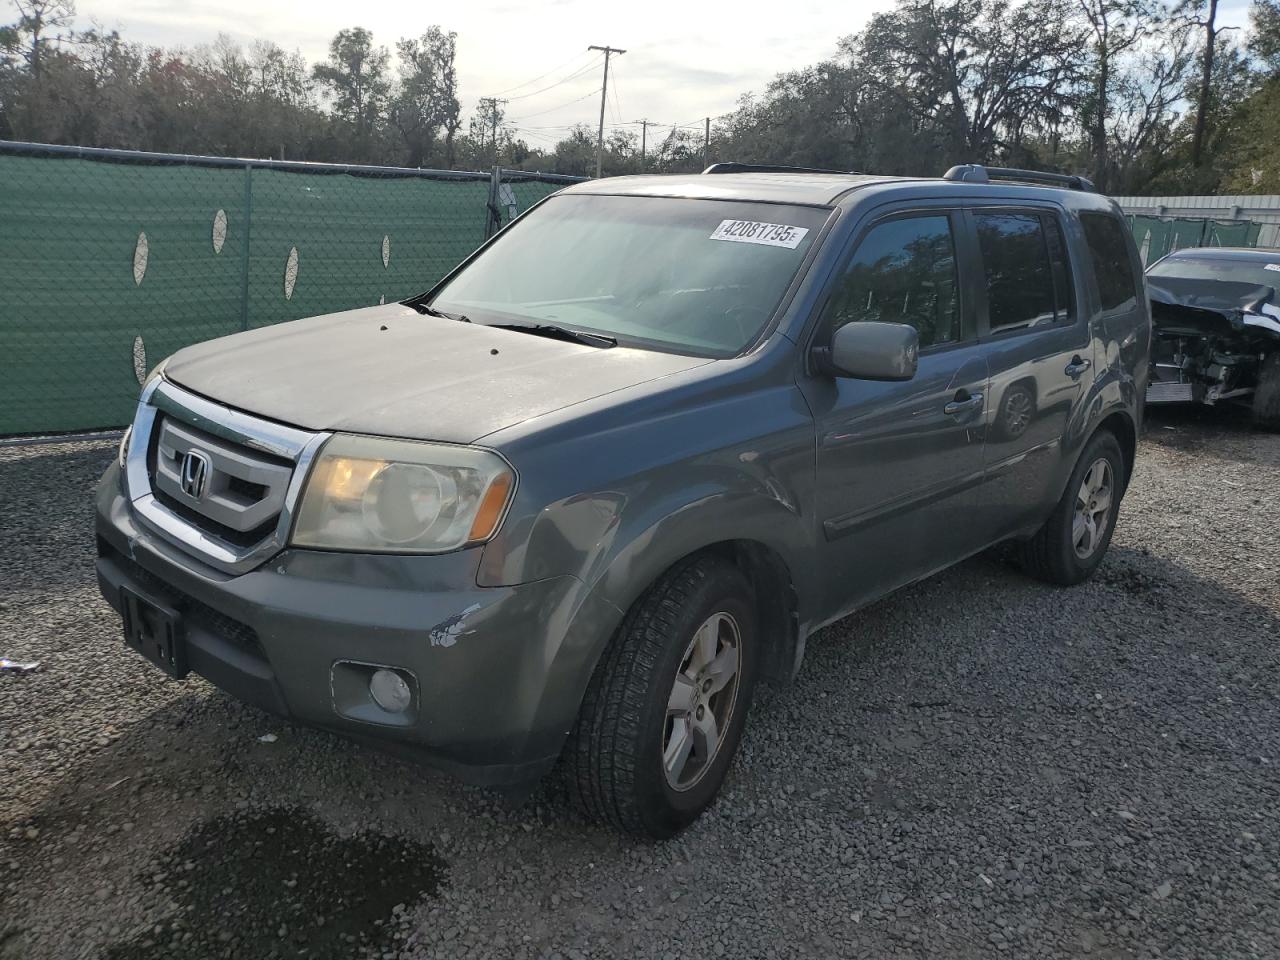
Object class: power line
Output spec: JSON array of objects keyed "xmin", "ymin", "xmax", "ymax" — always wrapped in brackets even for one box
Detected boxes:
[
  {"xmin": 512, "ymin": 127, "xmax": 565, "ymax": 145},
  {"xmin": 501, "ymin": 55, "xmax": 605, "ymax": 102},
  {"xmin": 490, "ymin": 49, "xmax": 598, "ymax": 96},
  {"xmin": 508, "ymin": 87, "xmax": 603, "ymax": 123},
  {"xmin": 672, "ymin": 112, "xmax": 733, "ymax": 129},
  {"xmin": 514, "ymin": 123, "xmax": 593, "ymax": 133},
  {"xmin": 609, "ymin": 63, "xmax": 623, "ymax": 124}
]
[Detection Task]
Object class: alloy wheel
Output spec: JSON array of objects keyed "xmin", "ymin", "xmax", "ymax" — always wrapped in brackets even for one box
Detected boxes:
[
  {"xmin": 662, "ymin": 611, "xmax": 742, "ymax": 792},
  {"xmin": 1072, "ymin": 457, "xmax": 1114, "ymax": 559}
]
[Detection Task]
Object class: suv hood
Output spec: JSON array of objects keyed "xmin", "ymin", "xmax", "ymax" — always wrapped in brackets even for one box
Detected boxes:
[{"xmin": 163, "ymin": 304, "xmax": 712, "ymax": 443}]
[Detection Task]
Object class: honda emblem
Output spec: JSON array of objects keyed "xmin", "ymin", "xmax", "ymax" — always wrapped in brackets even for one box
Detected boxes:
[{"xmin": 179, "ymin": 449, "xmax": 211, "ymax": 500}]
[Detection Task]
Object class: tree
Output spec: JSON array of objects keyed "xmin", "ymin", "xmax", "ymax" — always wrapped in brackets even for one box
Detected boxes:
[
  {"xmin": 547, "ymin": 124, "xmax": 595, "ymax": 176},
  {"xmin": 465, "ymin": 97, "xmax": 510, "ymax": 168},
  {"xmin": 2, "ymin": 0, "xmax": 1278, "ymax": 186},
  {"xmin": 652, "ymin": 126, "xmax": 705, "ymax": 173},
  {"xmin": 74, "ymin": 28, "xmax": 146, "ymax": 148},
  {"xmin": 1212, "ymin": 0, "xmax": 1280, "ymax": 191},
  {"xmin": 854, "ymin": 0, "xmax": 1087, "ymax": 166},
  {"xmin": 391, "ymin": 26, "xmax": 459, "ymax": 168},
  {"xmin": 1103, "ymin": 17, "xmax": 1197, "ymax": 190},
  {"xmin": 311, "ymin": 27, "xmax": 389, "ymax": 150},
  {"xmin": 1, "ymin": 0, "xmax": 77, "ymax": 137},
  {"xmin": 1250, "ymin": 0, "xmax": 1280, "ymax": 71},
  {"xmin": 11, "ymin": 0, "xmax": 73, "ymax": 77},
  {"xmin": 1076, "ymin": 0, "xmax": 1158, "ymax": 191},
  {"xmin": 0, "ymin": 15, "xmax": 24, "ymax": 136},
  {"xmin": 1181, "ymin": 0, "xmax": 1241, "ymax": 166},
  {"xmin": 246, "ymin": 41, "xmax": 317, "ymax": 159},
  {"xmin": 1217, "ymin": 78, "xmax": 1280, "ymax": 190}
]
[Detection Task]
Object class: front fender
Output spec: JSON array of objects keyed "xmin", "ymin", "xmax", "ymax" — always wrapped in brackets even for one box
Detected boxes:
[
  {"xmin": 505, "ymin": 478, "xmax": 815, "ymax": 765},
  {"xmin": 475, "ymin": 376, "xmax": 819, "ymax": 760}
]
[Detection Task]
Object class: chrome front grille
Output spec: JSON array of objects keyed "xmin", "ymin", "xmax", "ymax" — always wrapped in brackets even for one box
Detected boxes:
[
  {"xmin": 152, "ymin": 416, "xmax": 293, "ymax": 537},
  {"xmin": 124, "ymin": 377, "xmax": 329, "ymax": 574}
]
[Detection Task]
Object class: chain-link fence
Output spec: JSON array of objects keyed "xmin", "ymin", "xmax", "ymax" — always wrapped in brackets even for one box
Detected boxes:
[
  {"xmin": 1125, "ymin": 214, "xmax": 1275, "ymax": 265},
  {"xmin": 0, "ymin": 140, "xmax": 582, "ymax": 437}
]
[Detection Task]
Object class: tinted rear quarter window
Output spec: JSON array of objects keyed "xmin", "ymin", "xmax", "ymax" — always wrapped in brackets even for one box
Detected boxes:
[{"xmin": 1080, "ymin": 212, "xmax": 1139, "ymax": 312}]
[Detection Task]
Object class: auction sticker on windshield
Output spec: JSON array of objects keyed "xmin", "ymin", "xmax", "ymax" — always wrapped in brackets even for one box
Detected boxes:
[{"xmin": 710, "ymin": 219, "xmax": 810, "ymax": 249}]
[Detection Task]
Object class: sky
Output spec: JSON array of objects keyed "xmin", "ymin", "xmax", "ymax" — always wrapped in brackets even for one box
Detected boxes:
[{"xmin": 70, "ymin": 0, "xmax": 1257, "ymax": 149}]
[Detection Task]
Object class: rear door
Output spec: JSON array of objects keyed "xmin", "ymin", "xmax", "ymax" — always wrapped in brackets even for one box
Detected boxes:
[
  {"xmin": 967, "ymin": 205, "xmax": 1095, "ymax": 537},
  {"xmin": 800, "ymin": 207, "xmax": 991, "ymax": 619}
]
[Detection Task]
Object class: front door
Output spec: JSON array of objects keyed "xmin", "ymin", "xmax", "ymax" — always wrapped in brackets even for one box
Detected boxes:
[{"xmin": 799, "ymin": 209, "xmax": 990, "ymax": 621}]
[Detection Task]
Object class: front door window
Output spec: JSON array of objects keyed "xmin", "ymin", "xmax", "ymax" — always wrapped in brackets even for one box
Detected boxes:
[{"xmin": 820, "ymin": 215, "xmax": 962, "ymax": 349}]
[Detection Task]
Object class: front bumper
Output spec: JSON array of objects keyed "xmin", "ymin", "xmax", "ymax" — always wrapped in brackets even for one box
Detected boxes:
[{"xmin": 95, "ymin": 462, "xmax": 586, "ymax": 786}]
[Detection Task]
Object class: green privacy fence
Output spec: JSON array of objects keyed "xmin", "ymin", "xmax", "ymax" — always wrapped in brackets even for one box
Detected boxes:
[
  {"xmin": 0, "ymin": 141, "xmax": 581, "ymax": 436},
  {"xmin": 1127, "ymin": 214, "xmax": 1266, "ymax": 265}
]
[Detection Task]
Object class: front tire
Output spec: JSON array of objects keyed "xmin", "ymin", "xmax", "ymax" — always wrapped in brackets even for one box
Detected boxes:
[
  {"xmin": 1252, "ymin": 352, "xmax": 1280, "ymax": 430},
  {"xmin": 1016, "ymin": 430, "xmax": 1126, "ymax": 585},
  {"xmin": 564, "ymin": 556, "xmax": 757, "ymax": 839}
]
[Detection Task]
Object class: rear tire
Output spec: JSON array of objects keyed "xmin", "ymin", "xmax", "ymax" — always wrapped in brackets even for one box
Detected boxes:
[
  {"xmin": 1016, "ymin": 430, "xmax": 1126, "ymax": 586},
  {"xmin": 1252, "ymin": 352, "xmax": 1280, "ymax": 431},
  {"xmin": 563, "ymin": 555, "xmax": 757, "ymax": 840}
]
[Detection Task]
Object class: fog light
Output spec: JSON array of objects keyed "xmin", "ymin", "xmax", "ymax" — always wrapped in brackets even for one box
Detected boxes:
[{"xmin": 369, "ymin": 668, "xmax": 412, "ymax": 713}]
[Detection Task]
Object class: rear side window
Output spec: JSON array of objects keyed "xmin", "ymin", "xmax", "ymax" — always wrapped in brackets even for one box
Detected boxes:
[
  {"xmin": 822, "ymin": 215, "xmax": 961, "ymax": 349},
  {"xmin": 1080, "ymin": 212, "xmax": 1139, "ymax": 312},
  {"xmin": 974, "ymin": 213, "xmax": 1069, "ymax": 333}
]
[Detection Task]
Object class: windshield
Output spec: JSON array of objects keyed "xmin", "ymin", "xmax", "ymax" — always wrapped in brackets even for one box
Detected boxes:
[
  {"xmin": 429, "ymin": 194, "xmax": 830, "ymax": 357},
  {"xmin": 1148, "ymin": 255, "xmax": 1280, "ymax": 290}
]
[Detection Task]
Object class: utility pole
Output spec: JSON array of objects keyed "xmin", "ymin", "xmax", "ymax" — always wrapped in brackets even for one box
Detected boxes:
[
  {"xmin": 478, "ymin": 97, "xmax": 507, "ymax": 167},
  {"xmin": 588, "ymin": 45, "xmax": 625, "ymax": 178},
  {"xmin": 703, "ymin": 117, "xmax": 711, "ymax": 169},
  {"xmin": 636, "ymin": 118, "xmax": 652, "ymax": 169}
]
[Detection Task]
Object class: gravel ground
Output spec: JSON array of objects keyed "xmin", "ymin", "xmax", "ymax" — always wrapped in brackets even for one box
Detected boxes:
[{"xmin": 2, "ymin": 407, "xmax": 1278, "ymax": 960}]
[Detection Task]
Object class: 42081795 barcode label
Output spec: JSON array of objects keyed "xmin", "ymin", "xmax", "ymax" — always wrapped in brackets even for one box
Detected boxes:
[{"xmin": 709, "ymin": 219, "xmax": 810, "ymax": 249}]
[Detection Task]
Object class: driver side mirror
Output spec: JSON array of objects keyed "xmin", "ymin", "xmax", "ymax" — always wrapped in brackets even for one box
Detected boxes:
[{"xmin": 816, "ymin": 321, "xmax": 919, "ymax": 381}]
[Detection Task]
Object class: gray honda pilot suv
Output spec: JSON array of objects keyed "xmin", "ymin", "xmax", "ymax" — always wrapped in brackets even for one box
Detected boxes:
[{"xmin": 95, "ymin": 163, "xmax": 1150, "ymax": 838}]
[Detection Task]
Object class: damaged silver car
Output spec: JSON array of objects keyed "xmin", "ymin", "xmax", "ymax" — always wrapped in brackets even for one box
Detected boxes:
[{"xmin": 1145, "ymin": 247, "xmax": 1280, "ymax": 427}]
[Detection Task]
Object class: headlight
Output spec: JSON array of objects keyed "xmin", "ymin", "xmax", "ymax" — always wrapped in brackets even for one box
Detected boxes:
[{"xmin": 291, "ymin": 434, "xmax": 515, "ymax": 553}]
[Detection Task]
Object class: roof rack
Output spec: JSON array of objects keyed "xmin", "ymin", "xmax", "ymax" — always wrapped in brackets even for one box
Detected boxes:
[
  {"xmin": 703, "ymin": 162, "xmax": 857, "ymax": 176},
  {"xmin": 943, "ymin": 163, "xmax": 1096, "ymax": 192}
]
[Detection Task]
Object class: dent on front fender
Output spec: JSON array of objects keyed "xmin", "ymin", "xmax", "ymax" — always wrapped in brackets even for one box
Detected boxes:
[{"xmin": 478, "ymin": 455, "xmax": 813, "ymax": 602}]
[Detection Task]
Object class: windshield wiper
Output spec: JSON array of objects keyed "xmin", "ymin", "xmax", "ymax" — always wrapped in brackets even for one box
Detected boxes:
[
  {"xmin": 491, "ymin": 322, "xmax": 617, "ymax": 348},
  {"xmin": 411, "ymin": 302, "xmax": 470, "ymax": 322}
]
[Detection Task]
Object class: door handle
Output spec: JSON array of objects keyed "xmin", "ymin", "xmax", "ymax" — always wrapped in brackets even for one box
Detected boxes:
[
  {"xmin": 943, "ymin": 391, "xmax": 984, "ymax": 416},
  {"xmin": 1065, "ymin": 356, "xmax": 1092, "ymax": 378}
]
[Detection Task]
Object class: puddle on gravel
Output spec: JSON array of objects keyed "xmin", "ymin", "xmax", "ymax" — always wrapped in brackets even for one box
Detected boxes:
[{"xmin": 105, "ymin": 807, "xmax": 445, "ymax": 960}]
